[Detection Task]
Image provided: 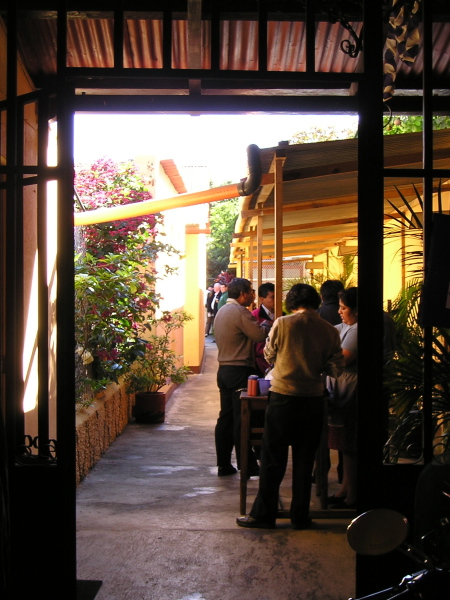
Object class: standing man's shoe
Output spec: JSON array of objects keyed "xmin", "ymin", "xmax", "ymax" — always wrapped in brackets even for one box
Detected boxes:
[
  {"xmin": 291, "ymin": 518, "xmax": 313, "ymax": 530},
  {"xmin": 218, "ymin": 465, "xmax": 237, "ymax": 476},
  {"xmin": 236, "ymin": 516, "xmax": 275, "ymax": 529}
]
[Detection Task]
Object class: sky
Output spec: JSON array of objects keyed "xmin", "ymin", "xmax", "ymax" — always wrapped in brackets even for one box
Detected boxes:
[{"xmin": 74, "ymin": 113, "xmax": 358, "ymax": 190}]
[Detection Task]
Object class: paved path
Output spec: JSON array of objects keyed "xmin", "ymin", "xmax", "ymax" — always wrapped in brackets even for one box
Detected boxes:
[{"xmin": 76, "ymin": 337, "xmax": 355, "ymax": 600}]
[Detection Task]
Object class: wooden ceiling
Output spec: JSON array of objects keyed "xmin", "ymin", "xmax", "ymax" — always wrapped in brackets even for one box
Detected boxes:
[{"xmin": 231, "ymin": 129, "xmax": 450, "ymax": 260}]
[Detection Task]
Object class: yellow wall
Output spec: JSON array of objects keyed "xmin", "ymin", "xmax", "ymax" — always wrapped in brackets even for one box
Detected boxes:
[
  {"xmin": 133, "ymin": 156, "xmax": 209, "ymax": 373},
  {"xmin": 184, "ymin": 231, "xmax": 207, "ymax": 372},
  {"xmin": 314, "ymin": 228, "xmax": 423, "ymax": 310},
  {"xmin": 384, "ymin": 234, "xmax": 405, "ymax": 307}
]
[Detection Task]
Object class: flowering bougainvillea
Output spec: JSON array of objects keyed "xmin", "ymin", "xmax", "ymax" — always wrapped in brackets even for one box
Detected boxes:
[
  {"xmin": 75, "ymin": 158, "xmax": 160, "ymax": 257},
  {"xmin": 74, "ymin": 157, "xmax": 179, "ymax": 404}
]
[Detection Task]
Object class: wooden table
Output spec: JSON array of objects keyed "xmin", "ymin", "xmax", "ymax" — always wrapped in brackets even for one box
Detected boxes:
[{"xmin": 239, "ymin": 391, "xmax": 268, "ymax": 516}]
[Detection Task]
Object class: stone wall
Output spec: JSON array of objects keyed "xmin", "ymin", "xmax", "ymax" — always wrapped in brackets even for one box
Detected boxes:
[
  {"xmin": 75, "ymin": 383, "xmax": 133, "ymax": 485},
  {"xmin": 75, "ymin": 382, "xmax": 177, "ymax": 485}
]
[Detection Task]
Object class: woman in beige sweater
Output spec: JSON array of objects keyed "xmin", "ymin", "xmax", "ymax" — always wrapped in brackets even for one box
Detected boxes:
[{"xmin": 237, "ymin": 283, "xmax": 344, "ymax": 529}]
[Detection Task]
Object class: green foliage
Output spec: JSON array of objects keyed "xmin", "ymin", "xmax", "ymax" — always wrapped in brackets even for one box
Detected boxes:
[
  {"xmin": 75, "ymin": 251, "xmax": 156, "ymax": 381},
  {"xmin": 206, "ymin": 195, "xmax": 239, "ymax": 285},
  {"xmin": 383, "ymin": 115, "xmax": 450, "ymax": 135},
  {"xmin": 283, "ymin": 254, "xmax": 357, "ymax": 294},
  {"xmin": 124, "ymin": 310, "xmax": 193, "ymax": 393},
  {"xmin": 74, "ymin": 158, "xmax": 180, "ymax": 405},
  {"xmin": 384, "ymin": 281, "xmax": 450, "ymax": 462},
  {"xmin": 290, "ymin": 125, "xmax": 357, "ymax": 144},
  {"xmin": 383, "ymin": 182, "xmax": 450, "ymax": 462},
  {"xmin": 290, "ymin": 115, "xmax": 450, "ymax": 144},
  {"xmin": 280, "ymin": 254, "xmax": 356, "ymax": 314}
]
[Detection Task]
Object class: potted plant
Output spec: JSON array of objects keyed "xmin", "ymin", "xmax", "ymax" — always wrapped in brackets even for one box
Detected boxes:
[{"xmin": 124, "ymin": 310, "xmax": 193, "ymax": 423}]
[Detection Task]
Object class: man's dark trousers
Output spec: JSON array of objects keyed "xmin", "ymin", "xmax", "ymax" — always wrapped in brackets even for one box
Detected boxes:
[
  {"xmin": 215, "ymin": 364, "xmax": 259, "ymax": 471},
  {"xmin": 250, "ymin": 392, "xmax": 324, "ymax": 525}
]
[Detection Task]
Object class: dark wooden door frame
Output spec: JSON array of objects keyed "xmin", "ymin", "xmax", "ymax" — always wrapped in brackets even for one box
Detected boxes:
[{"xmin": 1, "ymin": 2, "xmax": 446, "ymax": 598}]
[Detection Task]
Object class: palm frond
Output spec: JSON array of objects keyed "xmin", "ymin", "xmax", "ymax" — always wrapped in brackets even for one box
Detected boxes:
[
  {"xmin": 437, "ymin": 179, "xmax": 443, "ymax": 214},
  {"xmin": 394, "ymin": 186, "xmax": 423, "ymax": 228},
  {"xmin": 411, "ymin": 183, "xmax": 424, "ymax": 213},
  {"xmin": 385, "ymin": 278, "xmax": 450, "ymax": 460},
  {"xmin": 386, "ymin": 199, "xmax": 417, "ymax": 229}
]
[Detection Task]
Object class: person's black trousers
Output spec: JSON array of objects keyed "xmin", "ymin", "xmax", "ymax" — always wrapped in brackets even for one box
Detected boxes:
[
  {"xmin": 215, "ymin": 365, "xmax": 259, "ymax": 470},
  {"xmin": 250, "ymin": 392, "xmax": 324, "ymax": 525}
]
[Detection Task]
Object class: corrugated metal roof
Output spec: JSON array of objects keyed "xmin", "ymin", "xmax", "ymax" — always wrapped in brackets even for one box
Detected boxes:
[
  {"xmin": 12, "ymin": 11, "xmax": 449, "ymax": 95},
  {"xmin": 7, "ymin": 5, "xmax": 449, "ymax": 259}
]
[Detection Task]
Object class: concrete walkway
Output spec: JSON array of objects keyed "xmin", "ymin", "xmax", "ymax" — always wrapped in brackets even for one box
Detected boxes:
[{"xmin": 76, "ymin": 337, "xmax": 355, "ymax": 600}]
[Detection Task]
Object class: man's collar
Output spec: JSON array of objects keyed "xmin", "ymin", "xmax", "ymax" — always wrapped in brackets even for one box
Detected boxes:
[
  {"xmin": 228, "ymin": 298, "xmax": 240, "ymax": 305},
  {"xmin": 260, "ymin": 304, "xmax": 274, "ymax": 319}
]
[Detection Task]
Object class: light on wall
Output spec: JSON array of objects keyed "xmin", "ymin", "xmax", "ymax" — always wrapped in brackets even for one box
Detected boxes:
[
  {"xmin": 305, "ymin": 261, "xmax": 324, "ymax": 270},
  {"xmin": 338, "ymin": 243, "xmax": 358, "ymax": 256}
]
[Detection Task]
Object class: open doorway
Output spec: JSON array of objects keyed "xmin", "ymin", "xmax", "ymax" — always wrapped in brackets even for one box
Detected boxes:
[{"xmin": 72, "ymin": 111, "xmax": 360, "ymax": 599}]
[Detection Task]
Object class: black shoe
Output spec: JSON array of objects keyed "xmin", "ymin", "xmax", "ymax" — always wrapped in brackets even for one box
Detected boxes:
[
  {"xmin": 292, "ymin": 518, "xmax": 313, "ymax": 530},
  {"xmin": 236, "ymin": 516, "xmax": 275, "ymax": 529},
  {"xmin": 218, "ymin": 465, "xmax": 237, "ymax": 476}
]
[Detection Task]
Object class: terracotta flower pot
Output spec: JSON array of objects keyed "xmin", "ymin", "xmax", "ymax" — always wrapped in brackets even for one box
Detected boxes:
[{"xmin": 132, "ymin": 392, "xmax": 166, "ymax": 424}]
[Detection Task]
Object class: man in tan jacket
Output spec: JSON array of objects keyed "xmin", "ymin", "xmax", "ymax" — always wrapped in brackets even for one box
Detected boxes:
[{"xmin": 214, "ymin": 278, "xmax": 271, "ymax": 477}]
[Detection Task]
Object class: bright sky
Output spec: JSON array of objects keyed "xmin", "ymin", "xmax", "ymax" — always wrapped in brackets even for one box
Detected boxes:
[{"xmin": 74, "ymin": 113, "xmax": 358, "ymax": 190}]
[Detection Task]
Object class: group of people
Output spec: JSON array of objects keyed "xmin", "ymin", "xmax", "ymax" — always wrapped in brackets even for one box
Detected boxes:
[{"xmin": 210, "ymin": 276, "xmax": 360, "ymax": 529}]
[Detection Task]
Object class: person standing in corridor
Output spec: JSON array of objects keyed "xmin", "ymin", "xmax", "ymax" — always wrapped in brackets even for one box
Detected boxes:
[
  {"xmin": 237, "ymin": 284, "xmax": 344, "ymax": 529},
  {"xmin": 251, "ymin": 282, "xmax": 275, "ymax": 377},
  {"xmin": 318, "ymin": 280, "xmax": 344, "ymax": 326},
  {"xmin": 214, "ymin": 278, "xmax": 272, "ymax": 476},
  {"xmin": 205, "ymin": 282, "xmax": 221, "ymax": 337}
]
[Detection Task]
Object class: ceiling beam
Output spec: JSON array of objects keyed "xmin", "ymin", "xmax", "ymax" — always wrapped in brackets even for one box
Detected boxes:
[
  {"xmin": 231, "ymin": 230, "xmax": 357, "ymax": 247},
  {"xmin": 188, "ymin": 0, "xmax": 202, "ymax": 66},
  {"xmin": 238, "ymin": 183, "xmax": 443, "ymax": 219},
  {"xmin": 241, "ymin": 196, "xmax": 358, "ymax": 218},
  {"xmin": 233, "ymin": 216, "xmax": 360, "ymax": 238}
]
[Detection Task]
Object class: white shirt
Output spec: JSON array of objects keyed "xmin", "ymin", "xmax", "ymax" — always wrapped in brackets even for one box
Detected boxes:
[{"xmin": 261, "ymin": 303, "xmax": 274, "ymax": 322}]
